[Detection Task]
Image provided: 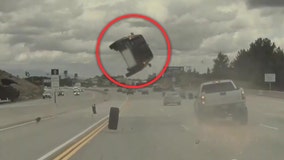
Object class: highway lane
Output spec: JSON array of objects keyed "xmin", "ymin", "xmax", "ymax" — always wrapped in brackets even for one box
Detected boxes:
[
  {"xmin": 69, "ymin": 92, "xmax": 284, "ymax": 160},
  {"xmin": 0, "ymin": 89, "xmax": 107, "ymax": 127},
  {"xmin": 0, "ymin": 89, "xmax": 126, "ymax": 160}
]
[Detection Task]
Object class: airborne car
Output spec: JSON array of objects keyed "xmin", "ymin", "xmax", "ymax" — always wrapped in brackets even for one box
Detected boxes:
[{"xmin": 109, "ymin": 33, "xmax": 153, "ymax": 77}]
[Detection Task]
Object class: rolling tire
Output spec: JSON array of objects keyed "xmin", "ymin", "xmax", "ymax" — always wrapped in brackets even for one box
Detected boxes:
[{"xmin": 108, "ymin": 107, "xmax": 119, "ymax": 130}]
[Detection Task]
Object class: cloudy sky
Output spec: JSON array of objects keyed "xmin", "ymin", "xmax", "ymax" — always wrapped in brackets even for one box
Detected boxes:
[{"xmin": 1, "ymin": 0, "xmax": 284, "ymax": 79}]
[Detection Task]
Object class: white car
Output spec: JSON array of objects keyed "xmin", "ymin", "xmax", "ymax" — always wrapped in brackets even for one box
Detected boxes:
[
  {"xmin": 42, "ymin": 91, "xmax": 52, "ymax": 99},
  {"xmin": 74, "ymin": 91, "xmax": 80, "ymax": 96},
  {"xmin": 194, "ymin": 79, "xmax": 248, "ymax": 124},
  {"xmin": 163, "ymin": 92, "xmax": 181, "ymax": 106}
]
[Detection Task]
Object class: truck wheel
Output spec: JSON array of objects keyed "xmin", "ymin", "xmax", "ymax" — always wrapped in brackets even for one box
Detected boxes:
[{"xmin": 108, "ymin": 107, "xmax": 119, "ymax": 130}]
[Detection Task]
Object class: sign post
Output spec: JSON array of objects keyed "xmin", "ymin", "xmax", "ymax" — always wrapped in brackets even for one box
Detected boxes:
[
  {"xmin": 264, "ymin": 73, "xmax": 276, "ymax": 91},
  {"xmin": 51, "ymin": 69, "xmax": 59, "ymax": 103}
]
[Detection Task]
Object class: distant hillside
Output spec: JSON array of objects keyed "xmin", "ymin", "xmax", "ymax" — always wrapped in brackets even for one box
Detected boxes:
[{"xmin": 0, "ymin": 70, "xmax": 43, "ymax": 101}]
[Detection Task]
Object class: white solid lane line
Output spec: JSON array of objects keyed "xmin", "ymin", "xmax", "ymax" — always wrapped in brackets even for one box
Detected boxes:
[
  {"xmin": 37, "ymin": 96, "xmax": 128, "ymax": 160},
  {"xmin": 0, "ymin": 116, "xmax": 55, "ymax": 132},
  {"xmin": 259, "ymin": 123, "xmax": 279, "ymax": 131},
  {"xmin": 37, "ymin": 116, "xmax": 109, "ymax": 160},
  {"xmin": 181, "ymin": 124, "xmax": 190, "ymax": 131}
]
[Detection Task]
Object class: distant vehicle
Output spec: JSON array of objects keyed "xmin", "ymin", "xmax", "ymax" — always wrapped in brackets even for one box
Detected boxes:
[
  {"xmin": 117, "ymin": 88, "xmax": 123, "ymax": 92},
  {"xmin": 73, "ymin": 87, "xmax": 81, "ymax": 93},
  {"xmin": 74, "ymin": 91, "xmax": 80, "ymax": 96},
  {"xmin": 57, "ymin": 91, "xmax": 64, "ymax": 96},
  {"xmin": 153, "ymin": 85, "xmax": 163, "ymax": 92},
  {"xmin": 42, "ymin": 91, "xmax": 52, "ymax": 99},
  {"xmin": 73, "ymin": 86, "xmax": 82, "ymax": 90},
  {"xmin": 104, "ymin": 88, "xmax": 109, "ymax": 92},
  {"xmin": 163, "ymin": 92, "xmax": 181, "ymax": 106},
  {"xmin": 141, "ymin": 89, "xmax": 149, "ymax": 95},
  {"xmin": 194, "ymin": 80, "xmax": 248, "ymax": 125},
  {"xmin": 126, "ymin": 89, "xmax": 135, "ymax": 95},
  {"xmin": 121, "ymin": 88, "xmax": 128, "ymax": 93}
]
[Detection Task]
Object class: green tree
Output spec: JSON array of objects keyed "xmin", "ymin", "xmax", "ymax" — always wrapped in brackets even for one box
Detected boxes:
[
  {"xmin": 212, "ymin": 52, "xmax": 229, "ymax": 78},
  {"xmin": 207, "ymin": 67, "xmax": 211, "ymax": 74},
  {"xmin": 231, "ymin": 38, "xmax": 284, "ymax": 89}
]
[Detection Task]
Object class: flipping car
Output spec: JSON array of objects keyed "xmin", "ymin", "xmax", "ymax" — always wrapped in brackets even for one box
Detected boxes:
[{"xmin": 109, "ymin": 33, "xmax": 153, "ymax": 77}]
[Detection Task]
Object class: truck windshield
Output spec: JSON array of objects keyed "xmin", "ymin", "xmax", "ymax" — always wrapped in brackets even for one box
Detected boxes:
[{"xmin": 202, "ymin": 82, "xmax": 236, "ymax": 93}]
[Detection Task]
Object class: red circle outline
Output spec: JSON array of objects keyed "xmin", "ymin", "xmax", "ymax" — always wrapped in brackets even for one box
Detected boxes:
[{"xmin": 96, "ymin": 14, "xmax": 171, "ymax": 89}]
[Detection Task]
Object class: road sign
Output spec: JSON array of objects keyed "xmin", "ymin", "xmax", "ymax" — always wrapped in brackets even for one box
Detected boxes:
[
  {"xmin": 51, "ymin": 69, "xmax": 60, "ymax": 91},
  {"xmin": 264, "ymin": 73, "xmax": 276, "ymax": 82},
  {"xmin": 51, "ymin": 69, "xmax": 59, "ymax": 75},
  {"xmin": 51, "ymin": 75, "xmax": 59, "ymax": 90}
]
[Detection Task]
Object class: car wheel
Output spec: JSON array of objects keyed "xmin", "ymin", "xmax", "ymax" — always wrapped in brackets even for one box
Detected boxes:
[{"xmin": 108, "ymin": 107, "xmax": 119, "ymax": 130}]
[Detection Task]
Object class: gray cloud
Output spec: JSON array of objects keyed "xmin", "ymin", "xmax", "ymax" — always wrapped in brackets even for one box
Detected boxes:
[
  {"xmin": 0, "ymin": 0, "xmax": 40, "ymax": 13},
  {"xmin": 247, "ymin": 0, "xmax": 284, "ymax": 8},
  {"xmin": 1, "ymin": 0, "xmax": 284, "ymax": 77}
]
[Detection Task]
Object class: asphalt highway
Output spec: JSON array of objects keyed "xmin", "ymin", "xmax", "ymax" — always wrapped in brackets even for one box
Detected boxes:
[
  {"xmin": 71, "ymin": 91, "xmax": 284, "ymax": 160},
  {"xmin": 1, "ymin": 89, "xmax": 284, "ymax": 160}
]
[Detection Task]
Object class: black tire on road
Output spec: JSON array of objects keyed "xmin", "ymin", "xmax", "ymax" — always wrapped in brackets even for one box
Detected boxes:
[{"xmin": 108, "ymin": 107, "xmax": 119, "ymax": 130}]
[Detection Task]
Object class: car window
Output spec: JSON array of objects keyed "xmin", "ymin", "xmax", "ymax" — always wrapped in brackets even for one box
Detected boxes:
[{"xmin": 202, "ymin": 82, "xmax": 236, "ymax": 93}]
